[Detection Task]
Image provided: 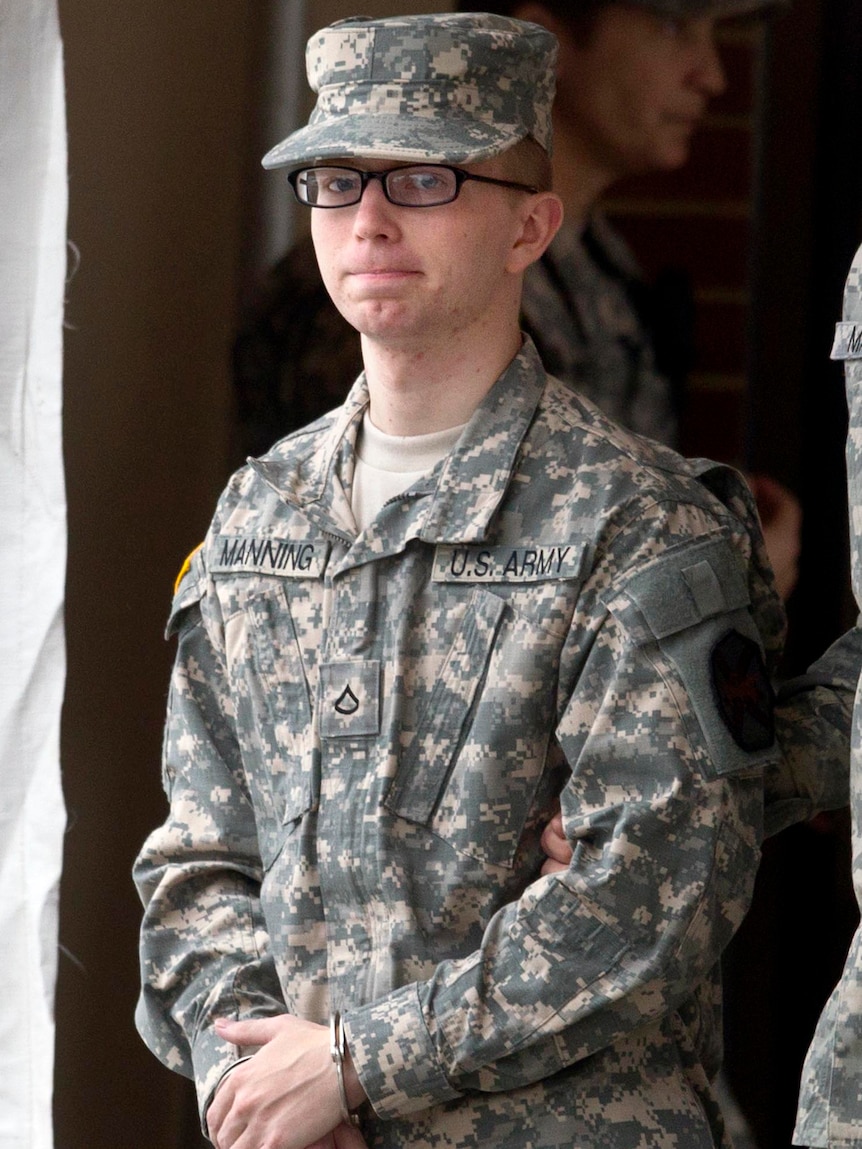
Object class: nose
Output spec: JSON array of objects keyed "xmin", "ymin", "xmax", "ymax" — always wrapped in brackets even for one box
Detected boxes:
[
  {"xmin": 693, "ymin": 31, "xmax": 727, "ymax": 97},
  {"xmin": 352, "ymin": 173, "xmax": 400, "ymax": 239}
]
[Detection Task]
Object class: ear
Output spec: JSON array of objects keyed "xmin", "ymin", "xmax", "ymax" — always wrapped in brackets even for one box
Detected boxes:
[{"xmin": 505, "ymin": 192, "xmax": 564, "ymax": 275}]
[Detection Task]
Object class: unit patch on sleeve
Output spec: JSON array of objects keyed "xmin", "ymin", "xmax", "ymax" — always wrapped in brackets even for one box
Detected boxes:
[
  {"xmin": 173, "ymin": 543, "xmax": 203, "ymax": 595},
  {"xmin": 211, "ymin": 535, "xmax": 329, "ymax": 578},
  {"xmin": 710, "ymin": 629, "xmax": 775, "ymax": 752},
  {"xmin": 432, "ymin": 543, "xmax": 588, "ymax": 584}
]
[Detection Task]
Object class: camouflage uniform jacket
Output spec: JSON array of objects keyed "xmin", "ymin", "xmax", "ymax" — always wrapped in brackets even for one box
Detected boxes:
[
  {"xmin": 794, "ymin": 245, "xmax": 862, "ymax": 1149},
  {"xmin": 136, "ymin": 340, "xmax": 847, "ymax": 1149}
]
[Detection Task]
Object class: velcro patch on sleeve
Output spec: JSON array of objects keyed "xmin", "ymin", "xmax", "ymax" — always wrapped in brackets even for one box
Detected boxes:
[
  {"xmin": 711, "ymin": 629, "xmax": 775, "ymax": 752},
  {"xmin": 604, "ymin": 535, "xmax": 750, "ymax": 643},
  {"xmin": 604, "ymin": 536, "xmax": 777, "ymax": 776}
]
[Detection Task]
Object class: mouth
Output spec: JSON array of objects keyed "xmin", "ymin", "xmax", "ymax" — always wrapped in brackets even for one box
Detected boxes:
[
  {"xmin": 666, "ymin": 105, "xmax": 705, "ymax": 129},
  {"xmin": 346, "ymin": 267, "xmax": 421, "ymax": 292},
  {"xmin": 348, "ymin": 266, "xmax": 419, "ymax": 277}
]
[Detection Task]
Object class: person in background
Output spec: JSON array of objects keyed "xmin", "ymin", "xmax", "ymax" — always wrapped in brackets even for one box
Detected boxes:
[{"xmin": 456, "ymin": 0, "xmax": 801, "ymax": 600}]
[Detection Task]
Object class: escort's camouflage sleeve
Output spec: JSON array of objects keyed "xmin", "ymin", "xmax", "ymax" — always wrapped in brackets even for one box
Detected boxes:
[
  {"xmin": 765, "ymin": 629, "xmax": 859, "ymax": 837},
  {"xmin": 794, "ymin": 243, "xmax": 862, "ymax": 1149},
  {"xmin": 135, "ymin": 337, "xmax": 847, "ymax": 1148}
]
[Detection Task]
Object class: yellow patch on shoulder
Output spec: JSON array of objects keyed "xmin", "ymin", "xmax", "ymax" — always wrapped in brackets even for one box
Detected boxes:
[{"xmin": 174, "ymin": 543, "xmax": 203, "ymax": 595}]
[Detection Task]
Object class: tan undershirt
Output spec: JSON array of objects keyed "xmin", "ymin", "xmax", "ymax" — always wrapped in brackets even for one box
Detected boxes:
[{"xmin": 352, "ymin": 411, "xmax": 465, "ymax": 533}]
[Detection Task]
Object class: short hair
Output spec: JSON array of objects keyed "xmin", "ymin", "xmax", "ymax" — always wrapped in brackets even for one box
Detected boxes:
[{"xmin": 454, "ymin": 2, "xmax": 603, "ymax": 44}]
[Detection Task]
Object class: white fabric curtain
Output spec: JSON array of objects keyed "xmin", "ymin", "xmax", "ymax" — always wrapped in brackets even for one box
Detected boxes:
[{"xmin": 0, "ymin": 2, "xmax": 68, "ymax": 1147}]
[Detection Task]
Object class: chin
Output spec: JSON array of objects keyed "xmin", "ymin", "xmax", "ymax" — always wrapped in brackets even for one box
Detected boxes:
[
  {"xmin": 649, "ymin": 140, "xmax": 692, "ymax": 173},
  {"xmin": 617, "ymin": 137, "xmax": 690, "ymax": 179}
]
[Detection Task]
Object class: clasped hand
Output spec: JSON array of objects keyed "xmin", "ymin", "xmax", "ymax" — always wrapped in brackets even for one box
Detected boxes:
[
  {"xmin": 206, "ymin": 816, "xmax": 571, "ymax": 1149},
  {"xmin": 207, "ymin": 1015, "xmax": 367, "ymax": 1149},
  {"xmin": 540, "ymin": 808, "xmax": 570, "ymax": 874}
]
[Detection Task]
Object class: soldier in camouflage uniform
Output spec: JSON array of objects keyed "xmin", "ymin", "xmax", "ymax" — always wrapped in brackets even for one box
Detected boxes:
[
  {"xmin": 793, "ymin": 246, "xmax": 862, "ymax": 1148},
  {"xmin": 135, "ymin": 13, "xmax": 857, "ymax": 1149}
]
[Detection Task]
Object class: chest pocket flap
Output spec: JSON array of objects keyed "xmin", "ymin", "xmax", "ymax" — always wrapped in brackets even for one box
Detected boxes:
[{"xmin": 603, "ymin": 535, "xmax": 777, "ymax": 778}]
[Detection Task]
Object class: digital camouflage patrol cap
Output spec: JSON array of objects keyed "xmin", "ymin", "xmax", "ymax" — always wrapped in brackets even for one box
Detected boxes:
[{"xmin": 261, "ymin": 12, "xmax": 558, "ymax": 171}]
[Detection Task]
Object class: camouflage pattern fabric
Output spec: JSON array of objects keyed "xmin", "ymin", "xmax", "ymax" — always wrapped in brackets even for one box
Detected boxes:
[
  {"xmin": 262, "ymin": 13, "xmax": 557, "ymax": 171},
  {"xmin": 765, "ymin": 621, "xmax": 859, "ymax": 838},
  {"xmin": 793, "ymin": 243, "xmax": 862, "ymax": 1149},
  {"xmin": 135, "ymin": 337, "xmax": 855, "ymax": 1149}
]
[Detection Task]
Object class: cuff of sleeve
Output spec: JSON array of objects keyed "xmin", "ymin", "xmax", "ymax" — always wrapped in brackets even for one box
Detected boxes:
[
  {"xmin": 191, "ymin": 1025, "xmax": 256, "ymax": 1136},
  {"xmin": 202, "ymin": 1056, "xmax": 254, "ymax": 1141},
  {"xmin": 343, "ymin": 982, "xmax": 461, "ymax": 1120}
]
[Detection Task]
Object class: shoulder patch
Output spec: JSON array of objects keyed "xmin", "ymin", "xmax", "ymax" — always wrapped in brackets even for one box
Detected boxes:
[
  {"xmin": 605, "ymin": 536, "xmax": 778, "ymax": 776},
  {"xmin": 174, "ymin": 543, "xmax": 203, "ymax": 595},
  {"xmin": 711, "ymin": 629, "xmax": 775, "ymax": 752},
  {"xmin": 167, "ymin": 543, "xmax": 206, "ymax": 639}
]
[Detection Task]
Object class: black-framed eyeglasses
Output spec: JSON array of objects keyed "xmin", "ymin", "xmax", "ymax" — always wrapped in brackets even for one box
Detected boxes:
[{"xmin": 287, "ymin": 164, "xmax": 539, "ymax": 209}]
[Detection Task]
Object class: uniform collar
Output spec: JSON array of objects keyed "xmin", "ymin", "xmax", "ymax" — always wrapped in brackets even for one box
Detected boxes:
[
  {"xmin": 248, "ymin": 338, "xmax": 547, "ymax": 546},
  {"xmin": 418, "ymin": 339, "xmax": 545, "ymax": 543},
  {"xmin": 248, "ymin": 377, "xmax": 368, "ymax": 541}
]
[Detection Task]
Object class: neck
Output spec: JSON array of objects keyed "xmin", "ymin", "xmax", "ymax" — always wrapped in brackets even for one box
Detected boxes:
[
  {"xmin": 361, "ymin": 322, "xmax": 522, "ymax": 437},
  {"xmin": 551, "ymin": 108, "xmax": 617, "ymax": 226}
]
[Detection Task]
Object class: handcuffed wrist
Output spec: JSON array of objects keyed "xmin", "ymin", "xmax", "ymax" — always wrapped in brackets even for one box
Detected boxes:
[{"xmin": 330, "ymin": 1011, "xmax": 361, "ymax": 1127}]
